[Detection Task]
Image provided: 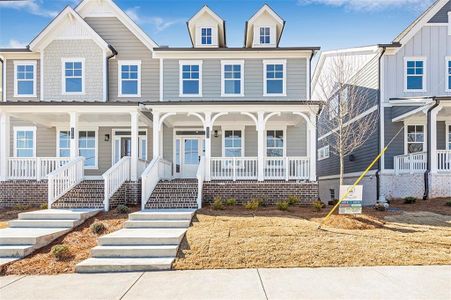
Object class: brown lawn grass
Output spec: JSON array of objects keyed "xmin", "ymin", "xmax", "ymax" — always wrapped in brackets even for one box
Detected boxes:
[
  {"xmin": 0, "ymin": 207, "xmax": 38, "ymax": 229},
  {"xmin": 173, "ymin": 198, "xmax": 451, "ymax": 270}
]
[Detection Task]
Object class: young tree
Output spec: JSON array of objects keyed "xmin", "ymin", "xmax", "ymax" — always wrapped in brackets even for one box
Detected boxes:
[{"xmin": 315, "ymin": 54, "xmax": 379, "ymax": 185}]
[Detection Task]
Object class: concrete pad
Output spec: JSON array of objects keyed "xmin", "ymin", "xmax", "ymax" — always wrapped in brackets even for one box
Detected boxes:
[
  {"xmin": 0, "ymin": 272, "xmax": 143, "ymax": 300},
  {"xmin": 123, "ymin": 269, "xmax": 266, "ymax": 300},
  {"xmin": 0, "ymin": 275, "xmax": 23, "ymax": 288}
]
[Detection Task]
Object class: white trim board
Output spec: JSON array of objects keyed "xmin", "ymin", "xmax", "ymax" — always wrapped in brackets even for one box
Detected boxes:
[{"xmin": 13, "ymin": 60, "xmax": 37, "ymax": 98}]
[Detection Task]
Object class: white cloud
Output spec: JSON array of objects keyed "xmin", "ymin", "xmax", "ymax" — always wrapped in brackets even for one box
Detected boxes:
[
  {"xmin": 125, "ymin": 6, "xmax": 185, "ymax": 33},
  {"xmin": 0, "ymin": 0, "xmax": 58, "ymax": 18},
  {"xmin": 298, "ymin": 0, "xmax": 435, "ymax": 11},
  {"xmin": 1, "ymin": 39, "xmax": 28, "ymax": 48}
]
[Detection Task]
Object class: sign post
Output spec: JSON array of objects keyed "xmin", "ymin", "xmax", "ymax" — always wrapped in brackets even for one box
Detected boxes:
[{"xmin": 339, "ymin": 185, "xmax": 363, "ymax": 214}]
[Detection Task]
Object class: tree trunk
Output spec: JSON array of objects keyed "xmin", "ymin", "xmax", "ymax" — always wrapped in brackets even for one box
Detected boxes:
[{"xmin": 339, "ymin": 153, "xmax": 344, "ymax": 186}]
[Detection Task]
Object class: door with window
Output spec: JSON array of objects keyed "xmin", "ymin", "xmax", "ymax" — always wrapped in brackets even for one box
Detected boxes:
[
  {"xmin": 112, "ymin": 130, "xmax": 147, "ymax": 164},
  {"xmin": 174, "ymin": 130, "xmax": 205, "ymax": 178}
]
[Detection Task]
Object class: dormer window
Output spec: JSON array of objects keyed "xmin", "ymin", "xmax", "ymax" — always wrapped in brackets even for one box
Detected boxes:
[
  {"xmin": 201, "ymin": 27, "xmax": 212, "ymax": 45},
  {"xmin": 259, "ymin": 27, "xmax": 271, "ymax": 44}
]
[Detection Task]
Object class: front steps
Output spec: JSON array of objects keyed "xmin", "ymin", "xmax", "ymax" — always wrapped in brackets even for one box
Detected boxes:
[
  {"xmin": 145, "ymin": 179, "xmax": 198, "ymax": 209},
  {"xmin": 76, "ymin": 209, "xmax": 195, "ymax": 273},
  {"xmin": 52, "ymin": 180, "xmax": 104, "ymax": 209},
  {"xmin": 0, "ymin": 209, "xmax": 100, "ymax": 266}
]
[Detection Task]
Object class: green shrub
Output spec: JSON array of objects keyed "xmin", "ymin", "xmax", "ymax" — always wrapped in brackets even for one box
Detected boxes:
[
  {"xmin": 225, "ymin": 198, "xmax": 237, "ymax": 206},
  {"xmin": 115, "ymin": 205, "xmax": 130, "ymax": 214},
  {"xmin": 212, "ymin": 196, "xmax": 224, "ymax": 210},
  {"xmin": 312, "ymin": 200, "xmax": 325, "ymax": 212},
  {"xmin": 39, "ymin": 203, "xmax": 48, "ymax": 210},
  {"xmin": 404, "ymin": 197, "xmax": 416, "ymax": 204},
  {"xmin": 90, "ymin": 222, "xmax": 107, "ymax": 235},
  {"xmin": 51, "ymin": 244, "xmax": 71, "ymax": 261},
  {"xmin": 14, "ymin": 204, "xmax": 29, "ymax": 211},
  {"xmin": 287, "ymin": 195, "xmax": 300, "ymax": 206},
  {"xmin": 244, "ymin": 199, "xmax": 260, "ymax": 210},
  {"xmin": 276, "ymin": 201, "xmax": 289, "ymax": 211},
  {"xmin": 446, "ymin": 201, "xmax": 451, "ymax": 207}
]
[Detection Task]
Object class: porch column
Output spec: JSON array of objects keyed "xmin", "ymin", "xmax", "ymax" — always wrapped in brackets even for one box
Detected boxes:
[
  {"xmin": 257, "ymin": 112, "xmax": 265, "ymax": 181},
  {"xmin": 429, "ymin": 105, "xmax": 441, "ymax": 174},
  {"xmin": 152, "ymin": 111, "xmax": 160, "ymax": 159},
  {"xmin": 69, "ymin": 112, "xmax": 79, "ymax": 159},
  {"xmin": 308, "ymin": 113, "xmax": 317, "ymax": 181},
  {"xmin": 0, "ymin": 112, "xmax": 10, "ymax": 181},
  {"xmin": 204, "ymin": 112, "xmax": 212, "ymax": 181},
  {"xmin": 130, "ymin": 111, "xmax": 139, "ymax": 182}
]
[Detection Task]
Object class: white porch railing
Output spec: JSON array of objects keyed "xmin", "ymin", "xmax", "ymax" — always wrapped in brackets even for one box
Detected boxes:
[
  {"xmin": 103, "ymin": 156, "xmax": 131, "ymax": 211},
  {"xmin": 265, "ymin": 157, "xmax": 310, "ymax": 180},
  {"xmin": 394, "ymin": 152, "xmax": 427, "ymax": 174},
  {"xmin": 47, "ymin": 157, "xmax": 84, "ymax": 208},
  {"xmin": 437, "ymin": 150, "xmax": 451, "ymax": 172},
  {"xmin": 196, "ymin": 156, "xmax": 206, "ymax": 209},
  {"xmin": 141, "ymin": 158, "xmax": 172, "ymax": 210},
  {"xmin": 8, "ymin": 157, "xmax": 70, "ymax": 180},
  {"xmin": 137, "ymin": 159, "xmax": 149, "ymax": 177},
  {"xmin": 210, "ymin": 157, "xmax": 258, "ymax": 180}
]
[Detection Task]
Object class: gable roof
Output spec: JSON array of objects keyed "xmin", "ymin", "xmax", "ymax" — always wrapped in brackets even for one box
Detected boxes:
[
  {"xmin": 187, "ymin": 5, "xmax": 226, "ymax": 47},
  {"xmin": 28, "ymin": 6, "xmax": 111, "ymax": 53},
  {"xmin": 244, "ymin": 4, "xmax": 285, "ymax": 47},
  {"xmin": 75, "ymin": 0, "xmax": 159, "ymax": 50}
]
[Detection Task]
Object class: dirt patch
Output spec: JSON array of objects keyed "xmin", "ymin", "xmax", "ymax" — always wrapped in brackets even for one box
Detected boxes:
[
  {"xmin": 385, "ymin": 211, "xmax": 451, "ymax": 228},
  {"xmin": 317, "ymin": 214, "xmax": 385, "ymax": 230},
  {"xmin": 0, "ymin": 207, "xmax": 38, "ymax": 229},
  {"xmin": 388, "ymin": 198, "xmax": 451, "ymax": 215},
  {"xmin": 1, "ymin": 207, "xmax": 138, "ymax": 275}
]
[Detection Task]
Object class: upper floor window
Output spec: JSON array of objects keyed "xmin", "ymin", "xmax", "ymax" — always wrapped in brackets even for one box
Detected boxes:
[
  {"xmin": 447, "ymin": 58, "xmax": 451, "ymax": 92},
  {"xmin": 221, "ymin": 61, "xmax": 244, "ymax": 96},
  {"xmin": 266, "ymin": 130, "xmax": 284, "ymax": 157},
  {"xmin": 14, "ymin": 127, "xmax": 36, "ymax": 157},
  {"xmin": 405, "ymin": 58, "xmax": 426, "ymax": 92},
  {"xmin": 201, "ymin": 27, "xmax": 212, "ymax": 45},
  {"xmin": 318, "ymin": 145, "xmax": 330, "ymax": 161},
  {"xmin": 14, "ymin": 61, "xmax": 36, "ymax": 97},
  {"xmin": 180, "ymin": 61, "xmax": 202, "ymax": 96},
  {"xmin": 119, "ymin": 61, "xmax": 141, "ymax": 97},
  {"xmin": 263, "ymin": 60, "xmax": 286, "ymax": 96},
  {"xmin": 406, "ymin": 125, "xmax": 424, "ymax": 153},
  {"xmin": 223, "ymin": 129, "xmax": 243, "ymax": 157},
  {"xmin": 62, "ymin": 58, "xmax": 84, "ymax": 94},
  {"xmin": 259, "ymin": 27, "xmax": 270, "ymax": 44}
]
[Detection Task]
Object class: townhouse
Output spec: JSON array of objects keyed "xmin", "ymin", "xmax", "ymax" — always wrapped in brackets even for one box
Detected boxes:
[
  {"xmin": 313, "ymin": 0, "xmax": 451, "ymax": 204},
  {"xmin": 0, "ymin": 0, "xmax": 321, "ymax": 210}
]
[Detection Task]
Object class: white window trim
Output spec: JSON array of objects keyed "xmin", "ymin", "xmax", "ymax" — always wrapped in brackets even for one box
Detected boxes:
[
  {"xmin": 259, "ymin": 26, "xmax": 271, "ymax": 45},
  {"xmin": 318, "ymin": 145, "xmax": 330, "ymax": 161},
  {"xmin": 13, "ymin": 60, "xmax": 37, "ymax": 97},
  {"xmin": 220, "ymin": 60, "xmax": 244, "ymax": 97},
  {"xmin": 111, "ymin": 128, "xmax": 148, "ymax": 164},
  {"xmin": 446, "ymin": 57, "xmax": 451, "ymax": 93},
  {"xmin": 13, "ymin": 126, "xmax": 36, "ymax": 157},
  {"xmin": 61, "ymin": 58, "xmax": 85, "ymax": 95},
  {"xmin": 446, "ymin": 122, "xmax": 451, "ymax": 150},
  {"xmin": 200, "ymin": 27, "xmax": 213, "ymax": 46},
  {"xmin": 78, "ymin": 127, "xmax": 98, "ymax": 170},
  {"xmin": 264, "ymin": 126, "xmax": 287, "ymax": 158},
  {"xmin": 263, "ymin": 59, "xmax": 287, "ymax": 97},
  {"xmin": 221, "ymin": 126, "xmax": 245, "ymax": 157},
  {"xmin": 179, "ymin": 60, "xmax": 202, "ymax": 97},
  {"xmin": 404, "ymin": 122, "xmax": 427, "ymax": 155},
  {"xmin": 404, "ymin": 57, "xmax": 427, "ymax": 93},
  {"xmin": 56, "ymin": 129, "xmax": 70, "ymax": 157},
  {"xmin": 253, "ymin": 25, "xmax": 276, "ymax": 48},
  {"xmin": 118, "ymin": 60, "xmax": 141, "ymax": 97}
]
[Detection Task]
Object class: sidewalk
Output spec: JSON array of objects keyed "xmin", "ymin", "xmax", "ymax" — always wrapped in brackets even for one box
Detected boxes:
[{"xmin": 0, "ymin": 265, "xmax": 449, "ymax": 300}]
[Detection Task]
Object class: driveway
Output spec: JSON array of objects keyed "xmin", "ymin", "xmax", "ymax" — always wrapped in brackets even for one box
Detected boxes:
[{"xmin": 0, "ymin": 265, "xmax": 449, "ymax": 300}]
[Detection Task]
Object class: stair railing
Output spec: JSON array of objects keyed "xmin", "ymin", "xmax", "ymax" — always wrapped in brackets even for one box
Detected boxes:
[
  {"xmin": 102, "ymin": 156, "xmax": 131, "ymax": 212},
  {"xmin": 141, "ymin": 157, "xmax": 172, "ymax": 210},
  {"xmin": 47, "ymin": 156, "xmax": 85, "ymax": 208},
  {"xmin": 196, "ymin": 156, "xmax": 206, "ymax": 209}
]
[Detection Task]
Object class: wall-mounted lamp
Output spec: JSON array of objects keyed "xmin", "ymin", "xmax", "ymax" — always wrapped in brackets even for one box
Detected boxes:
[
  {"xmin": 214, "ymin": 130, "xmax": 219, "ymax": 138},
  {"xmin": 348, "ymin": 154, "xmax": 355, "ymax": 162},
  {"xmin": 104, "ymin": 134, "xmax": 110, "ymax": 142}
]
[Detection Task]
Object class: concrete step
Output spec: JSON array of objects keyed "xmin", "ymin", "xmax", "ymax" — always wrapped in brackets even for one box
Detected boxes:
[
  {"xmin": 129, "ymin": 209, "xmax": 196, "ymax": 221},
  {"xmin": 8, "ymin": 219, "xmax": 78, "ymax": 228},
  {"xmin": 0, "ymin": 245, "xmax": 34, "ymax": 257},
  {"xmin": 18, "ymin": 209, "xmax": 100, "ymax": 221},
  {"xmin": 76, "ymin": 257, "xmax": 174, "ymax": 273},
  {"xmin": 124, "ymin": 219, "xmax": 191, "ymax": 228},
  {"xmin": 99, "ymin": 228, "xmax": 186, "ymax": 246},
  {"xmin": 0, "ymin": 257, "xmax": 19, "ymax": 267},
  {"xmin": 0, "ymin": 227, "xmax": 70, "ymax": 246},
  {"xmin": 91, "ymin": 245, "xmax": 178, "ymax": 258}
]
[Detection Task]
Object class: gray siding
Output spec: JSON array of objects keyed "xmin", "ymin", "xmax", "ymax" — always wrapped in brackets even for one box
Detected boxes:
[
  {"xmin": 391, "ymin": 106, "xmax": 420, "ymax": 119},
  {"xmin": 162, "ymin": 124, "xmax": 173, "ymax": 162},
  {"xmin": 163, "ymin": 58, "xmax": 307, "ymax": 101},
  {"xmin": 6, "ymin": 60, "xmax": 41, "ymax": 102},
  {"xmin": 245, "ymin": 126, "xmax": 257, "ymax": 156},
  {"xmin": 211, "ymin": 126, "xmax": 222, "ymax": 157},
  {"xmin": 9, "ymin": 118, "xmax": 55, "ymax": 157},
  {"xmin": 437, "ymin": 121, "xmax": 447, "ymax": 150},
  {"xmin": 428, "ymin": 1, "xmax": 450, "ymax": 23},
  {"xmin": 84, "ymin": 17, "xmax": 160, "ymax": 102},
  {"xmin": 384, "ymin": 108, "xmax": 405, "ymax": 169},
  {"xmin": 287, "ymin": 124, "xmax": 307, "ymax": 156}
]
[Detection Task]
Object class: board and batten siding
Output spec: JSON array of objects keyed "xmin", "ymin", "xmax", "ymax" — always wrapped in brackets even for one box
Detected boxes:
[
  {"xmin": 5, "ymin": 60, "xmax": 41, "ymax": 102},
  {"xmin": 43, "ymin": 39, "xmax": 103, "ymax": 101},
  {"xmin": 84, "ymin": 17, "xmax": 159, "ymax": 102},
  {"xmin": 162, "ymin": 58, "xmax": 307, "ymax": 101}
]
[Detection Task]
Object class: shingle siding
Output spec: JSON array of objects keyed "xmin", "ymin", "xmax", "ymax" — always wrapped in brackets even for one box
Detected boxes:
[{"xmin": 428, "ymin": 1, "xmax": 450, "ymax": 23}]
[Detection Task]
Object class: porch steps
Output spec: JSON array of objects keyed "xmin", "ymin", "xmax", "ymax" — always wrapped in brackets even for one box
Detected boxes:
[
  {"xmin": 76, "ymin": 209, "xmax": 195, "ymax": 273},
  {"xmin": 52, "ymin": 180, "xmax": 104, "ymax": 209},
  {"xmin": 145, "ymin": 179, "xmax": 198, "ymax": 209},
  {"xmin": 0, "ymin": 209, "xmax": 100, "ymax": 266}
]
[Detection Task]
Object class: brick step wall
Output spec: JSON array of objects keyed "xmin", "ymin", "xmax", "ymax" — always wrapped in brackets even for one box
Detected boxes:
[
  {"xmin": 52, "ymin": 180, "xmax": 105, "ymax": 209},
  {"xmin": 145, "ymin": 179, "xmax": 198, "ymax": 209}
]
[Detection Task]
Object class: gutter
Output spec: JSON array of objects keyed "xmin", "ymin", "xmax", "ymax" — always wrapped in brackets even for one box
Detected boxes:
[
  {"xmin": 423, "ymin": 97, "xmax": 440, "ymax": 200},
  {"xmin": 105, "ymin": 45, "xmax": 118, "ymax": 101}
]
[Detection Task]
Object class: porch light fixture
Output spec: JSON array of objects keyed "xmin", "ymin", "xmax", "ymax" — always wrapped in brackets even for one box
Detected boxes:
[
  {"xmin": 104, "ymin": 134, "xmax": 110, "ymax": 142},
  {"xmin": 214, "ymin": 130, "xmax": 219, "ymax": 138}
]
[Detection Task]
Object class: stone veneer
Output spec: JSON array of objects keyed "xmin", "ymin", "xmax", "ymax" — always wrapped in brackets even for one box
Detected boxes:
[
  {"xmin": 0, "ymin": 180, "xmax": 48, "ymax": 208},
  {"xmin": 202, "ymin": 180, "xmax": 319, "ymax": 205}
]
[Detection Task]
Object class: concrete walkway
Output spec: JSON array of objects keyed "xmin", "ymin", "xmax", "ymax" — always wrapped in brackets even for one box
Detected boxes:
[{"xmin": 0, "ymin": 266, "xmax": 449, "ymax": 300}]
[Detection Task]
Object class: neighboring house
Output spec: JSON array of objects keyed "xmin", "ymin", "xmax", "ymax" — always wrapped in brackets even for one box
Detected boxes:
[
  {"xmin": 313, "ymin": 0, "xmax": 451, "ymax": 204},
  {"xmin": 0, "ymin": 0, "xmax": 321, "ymax": 210}
]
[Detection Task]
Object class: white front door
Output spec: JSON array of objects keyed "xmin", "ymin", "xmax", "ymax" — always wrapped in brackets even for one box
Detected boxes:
[{"xmin": 174, "ymin": 135, "xmax": 204, "ymax": 178}]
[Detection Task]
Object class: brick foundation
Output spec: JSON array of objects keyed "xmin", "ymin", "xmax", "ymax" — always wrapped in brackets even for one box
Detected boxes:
[
  {"xmin": 0, "ymin": 180, "xmax": 48, "ymax": 208},
  {"xmin": 202, "ymin": 181, "xmax": 319, "ymax": 205},
  {"xmin": 109, "ymin": 181, "xmax": 141, "ymax": 209}
]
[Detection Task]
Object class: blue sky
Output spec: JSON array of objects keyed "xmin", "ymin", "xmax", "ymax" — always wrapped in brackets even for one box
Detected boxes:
[{"xmin": 0, "ymin": 0, "xmax": 435, "ymax": 51}]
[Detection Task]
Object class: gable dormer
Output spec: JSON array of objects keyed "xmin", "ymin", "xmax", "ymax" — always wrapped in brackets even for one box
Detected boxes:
[
  {"xmin": 245, "ymin": 4, "xmax": 285, "ymax": 48},
  {"xmin": 187, "ymin": 6, "xmax": 226, "ymax": 48}
]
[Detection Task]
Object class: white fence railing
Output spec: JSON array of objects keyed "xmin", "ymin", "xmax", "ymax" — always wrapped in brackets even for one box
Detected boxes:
[
  {"xmin": 437, "ymin": 150, "xmax": 451, "ymax": 172},
  {"xmin": 196, "ymin": 156, "xmax": 206, "ymax": 209},
  {"xmin": 394, "ymin": 152, "xmax": 427, "ymax": 174},
  {"xmin": 265, "ymin": 157, "xmax": 310, "ymax": 180},
  {"xmin": 8, "ymin": 157, "xmax": 70, "ymax": 180},
  {"xmin": 47, "ymin": 157, "xmax": 84, "ymax": 208},
  {"xmin": 103, "ymin": 156, "xmax": 130, "ymax": 211},
  {"xmin": 210, "ymin": 157, "xmax": 258, "ymax": 180},
  {"xmin": 141, "ymin": 158, "xmax": 172, "ymax": 210}
]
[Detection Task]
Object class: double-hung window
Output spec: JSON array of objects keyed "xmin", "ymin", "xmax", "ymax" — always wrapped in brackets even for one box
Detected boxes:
[
  {"xmin": 58, "ymin": 130, "xmax": 70, "ymax": 157},
  {"xmin": 119, "ymin": 61, "xmax": 141, "ymax": 97},
  {"xmin": 266, "ymin": 130, "xmax": 284, "ymax": 157},
  {"xmin": 406, "ymin": 125, "xmax": 425, "ymax": 153},
  {"xmin": 14, "ymin": 127, "xmax": 36, "ymax": 157},
  {"xmin": 318, "ymin": 145, "xmax": 330, "ymax": 161},
  {"xmin": 259, "ymin": 27, "xmax": 270, "ymax": 44},
  {"xmin": 221, "ymin": 61, "xmax": 243, "ymax": 96},
  {"xmin": 180, "ymin": 61, "xmax": 202, "ymax": 96},
  {"xmin": 447, "ymin": 124, "xmax": 451, "ymax": 150},
  {"xmin": 201, "ymin": 27, "xmax": 212, "ymax": 45},
  {"xmin": 14, "ymin": 61, "xmax": 36, "ymax": 97},
  {"xmin": 405, "ymin": 58, "xmax": 426, "ymax": 92},
  {"xmin": 223, "ymin": 130, "xmax": 242, "ymax": 157},
  {"xmin": 79, "ymin": 130, "xmax": 96, "ymax": 168},
  {"xmin": 62, "ymin": 58, "xmax": 84, "ymax": 94},
  {"xmin": 264, "ymin": 60, "xmax": 286, "ymax": 96},
  {"xmin": 447, "ymin": 58, "xmax": 451, "ymax": 92}
]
